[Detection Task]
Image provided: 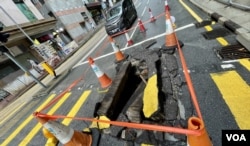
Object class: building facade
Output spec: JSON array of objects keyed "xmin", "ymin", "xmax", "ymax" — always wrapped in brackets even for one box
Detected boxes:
[{"xmin": 0, "ymin": 0, "xmax": 99, "ymax": 95}]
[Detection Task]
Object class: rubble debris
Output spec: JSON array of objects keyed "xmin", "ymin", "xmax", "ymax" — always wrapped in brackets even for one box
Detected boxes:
[
  {"xmin": 94, "ymin": 45, "xmax": 192, "ymax": 145},
  {"xmin": 126, "ymin": 82, "xmax": 145, "ymax": 123},
  {"xmin": 96, "ymin": 61, "xmax": 132, "ymax": 119}
]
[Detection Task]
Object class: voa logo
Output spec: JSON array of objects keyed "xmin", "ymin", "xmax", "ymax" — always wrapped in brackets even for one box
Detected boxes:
[{"xmin": 226, "ymin": 134, "xmax": 246, "ymax": 141}]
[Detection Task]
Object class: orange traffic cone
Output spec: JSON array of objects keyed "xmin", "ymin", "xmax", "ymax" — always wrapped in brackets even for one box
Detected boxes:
[
  {"xmin": 138, "ymin": 19, "xmax": 146, "ymax": 32},
  {"xmin": 125, "ymin": 31, "xmax": 134, "ymax": 46},
  {"xmin": 88, "ymin": 57, "xmax": 112, "ymax": 88},
  {"xmin": 35, "ymin": 115, "xmax": 92, "ymax": 146},
  {"xmin": 162, "ymin": 10, "xmax": 183, "ymax": 53},
  {"xmin": 109, "ymin": 36, "xmax": 126, "ymax": 62},
  {"xmin": 149, "ymin": 8, "xmax": 156, "ymax": 22},
  {"xmin": 165, "ymin": 0, "xmax": 170, "ymax": 11},
  {"xmin": 187, "ymin": 117, "xmax": 213, "ymax": 146}
]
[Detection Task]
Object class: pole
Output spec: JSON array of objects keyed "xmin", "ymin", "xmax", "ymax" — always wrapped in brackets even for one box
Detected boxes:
[
  {"xmin": 0, "ymin": 6, "xmax": 47, "ymax": 88},
  {"xmin": 3, "ymin": 52, "xmax": 47, "ymax": 88}
]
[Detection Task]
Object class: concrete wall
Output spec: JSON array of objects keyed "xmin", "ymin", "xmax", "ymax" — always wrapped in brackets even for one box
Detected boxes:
[{"xmin": 46, "ymin": 0, "xmax": 93, "ymax": 43}]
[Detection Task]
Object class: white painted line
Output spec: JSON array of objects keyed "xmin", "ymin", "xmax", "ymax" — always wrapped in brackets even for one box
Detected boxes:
[
  {"xmin": 222, "ymin": 60, "xmax": 239, "ymax": 63},
  {"xmin": 221, "ymin": 64, "xmax": 235, "ymax": 69},
  {"xmin": 72, "ymin": 34, "xmax": 107, "ymax": 69},
  {"xmin": 142, "ymin": 7, "xmax": 146, "ymax": 17},
  {"xmin": 74, "ymin": 23, "xmax": 195, "ymax": 68},
  {"xmin": 136, "ymin": 2, "xmax": 142, "ymax": 9},
  {"xmin": 134, "ymin": 0, "xmax": 139, "ymax": 5}
]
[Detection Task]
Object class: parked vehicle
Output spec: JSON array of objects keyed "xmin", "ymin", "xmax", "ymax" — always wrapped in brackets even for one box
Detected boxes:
[{"xmin": 105, "ymin": 0, "xmax": 137, "ymax": 36}]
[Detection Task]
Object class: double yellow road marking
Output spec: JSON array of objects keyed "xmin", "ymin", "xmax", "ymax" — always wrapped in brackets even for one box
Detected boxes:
[
  {"xmin": 1, "ymin": 90, "xmax": 91, "ymax": 146},
  {"xmin": 1, "ymin": 94, "xmax": 57, "ymax": 146},
  {"xmin": 179, "ymin": 0, "xmax": 229, "ymax": 46},
  {"xmin": 179, "ymin": 0, "xmax": 250, "ymax": 129},
  {"xmin": 211, "ymin": 70, "xmax": 250, "ymax": 129}
]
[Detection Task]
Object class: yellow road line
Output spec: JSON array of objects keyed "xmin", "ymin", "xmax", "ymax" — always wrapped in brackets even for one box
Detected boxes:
[
  {"xmin": 239, "ymin": 59, "xmax": 250, "ymax": 71},
  {"xmin": 179, "ymin": 0, "xmax": 202, "ymax": 22},
  {"xmin": 211, "ymin": 71, "xmax": 250, "ymax": 129},
  {"xmin": 216, "ymin": 37, "xmax": 229, "ymax": 46},
  {"xmin": 62, "ymin": 90, "xmax": 91, "ymax": 125},
  {"xmin": 19, "ymin": 92, "xmax": 71, "ymax": 146},
  {"xmin": 0, "ymin": 94, "xmax": 56, "ymax": 146},
  {"xmin": 179, "ymin": 0, "xmax": 229, "ymax": 46},
  {"xmin": 143, "ymin": 74, "xmax": 159, "ymax": 118}
]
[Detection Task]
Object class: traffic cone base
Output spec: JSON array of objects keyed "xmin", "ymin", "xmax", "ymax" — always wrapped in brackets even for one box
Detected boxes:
[
  {"xmin": 150, "ymin": 17, "xmax": 156, "ymax": 22},
  {"xmin": 66, "ymin": 131, "xmax": 92, "ymax": 146},
  {"xmin": 115, "ymin": 51, "xmax": 125, "ymax": 62},
  {"xmin": 115, "ymin": 53, "xmax": 129, "ymax": 64},
  {"xmin": 98, "ymin": 73, "xmax": 112, "ymax": 88},
  {"xmin": 187, "ymin": 117, "xmax": 213, "ymax": 146},
  {"xmin": 161, "ymin": 40, "xmax": 183, "ymax": 54}
]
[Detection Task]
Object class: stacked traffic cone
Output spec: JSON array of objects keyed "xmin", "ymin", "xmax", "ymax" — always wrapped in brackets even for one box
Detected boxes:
[
  {"xmin": 109, "ymin": 36, "xmax": 126, "ymax": 62},
  {"xmin": 148, "ymin": 8, "xmax": 156, "ymax": 22},
  {"xmin": 138, "ymin": 18, "xmax": 146, "ymax": 32},
  {"xmin": 165, "ymin": 0, "xmax": 170, "ymax": 11},
  {"xmin": 162, "ymin": 10, "xmax": 183, "ymax": 53},
  {"xmin": 35, "ymin": 115, "xmax": 92, "ymax": 146},
  {"xmin": 88, "ymin": 57, "xmax": 112, "ymax": 88},
  {"xmin": 187, "ymin": 117, "xmax": 213, "ymax": 146},
  {"xmin": 125, "ymin": 31, "xmax": 134, "ymax": 46}
]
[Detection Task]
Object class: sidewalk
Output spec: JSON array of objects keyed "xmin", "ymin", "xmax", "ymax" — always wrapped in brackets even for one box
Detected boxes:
[
  {"xmin": 0, "ymin": 23, "xmax": 106, "ymax": 124},
  {"xmin": 190, "ymin": 0, "xmax": 250, "ymax": 51}
]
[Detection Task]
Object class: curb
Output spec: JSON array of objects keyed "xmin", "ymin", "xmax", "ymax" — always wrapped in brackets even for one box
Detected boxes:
[
  {"xmin": 33, "ymin": 69, "xmax": 71, "ymax": 98},
  {"xmin": 189, "ymin": 0, "xmax": 250, "ymax": 51}
]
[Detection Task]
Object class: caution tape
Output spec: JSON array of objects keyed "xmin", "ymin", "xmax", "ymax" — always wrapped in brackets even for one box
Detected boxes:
[{"xmin": 34, "ymin": 112, "xmax": 201, "ymax": 136}]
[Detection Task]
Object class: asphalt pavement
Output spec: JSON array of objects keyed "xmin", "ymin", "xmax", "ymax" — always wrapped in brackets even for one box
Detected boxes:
[
  {"xmin": 0, "ymin": 0, "xmax": 249, "ymax": 136},
  {"xmin": 190, "ymin": 0, "xmax": 250, "ymax": 51}
]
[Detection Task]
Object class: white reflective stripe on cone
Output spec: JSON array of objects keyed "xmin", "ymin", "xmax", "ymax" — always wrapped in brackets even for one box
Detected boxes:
[
  {"xmin": 111, "ymin": 42, "xmax": 119, "ymax": 52},
  {"xmin": 165, "ymin": 19, "xmax": 174, "ymax": 34},
  {"xmin": 165, "ymin": 0, "xmax": 168, "ymax": 5},
  {"xmin": 91, "ymin": 64, "xmax": 104, "ymax": 77},
  {"xmin": 43, "ymin": 121, "xmax": 74, "ymax": 144}
]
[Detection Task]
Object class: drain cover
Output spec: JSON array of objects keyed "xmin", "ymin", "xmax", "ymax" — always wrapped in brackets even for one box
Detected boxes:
[
  {"xmin": 203, "ymin": 28, "xmax": 232, "ymax": 39},
  {"xmin": 215, "ymin": 44, "xmax": 250, "ymax": 60}
]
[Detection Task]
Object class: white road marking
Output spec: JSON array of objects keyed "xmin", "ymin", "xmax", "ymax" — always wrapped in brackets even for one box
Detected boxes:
[{"xmin": 73, "ymin": 23, "xmax": 195, "ymax": 68}]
